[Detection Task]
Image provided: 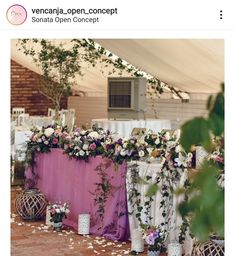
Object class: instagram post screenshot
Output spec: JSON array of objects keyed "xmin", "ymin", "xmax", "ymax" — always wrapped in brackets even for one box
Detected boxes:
[{"xmin": 0, "ymin": 0, "xmax": 234, "ymax": 255}]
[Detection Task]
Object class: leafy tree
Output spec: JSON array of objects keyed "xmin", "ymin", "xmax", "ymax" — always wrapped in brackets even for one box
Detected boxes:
[{"xmin": 18, "ymin": 39, "xmax": 82, "ymax": 120}]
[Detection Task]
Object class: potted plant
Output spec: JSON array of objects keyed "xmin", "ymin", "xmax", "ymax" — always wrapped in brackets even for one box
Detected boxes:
[
  {"xmin": 48, "ymin": 202, "xmax": 70, "ymax": 231},
  {"xmin": 143, "ymin": 225, "xmax": 166, "ymax": 256}
]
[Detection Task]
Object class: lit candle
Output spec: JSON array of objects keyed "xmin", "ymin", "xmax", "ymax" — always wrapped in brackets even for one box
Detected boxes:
[
  {"xmin": 45, "ymin": 206, "xmax": 52, "ymax": 226},
  {"xmin": 78, "ymin": 214, "xmax": 90, "ymax": 235},
  {"xmin": 168, "ymin": 243, "xmax": 182, "ymax": 256},
  {"xmin": 131, "ymin": 228, "xmax": 144, "ymax": 253}
]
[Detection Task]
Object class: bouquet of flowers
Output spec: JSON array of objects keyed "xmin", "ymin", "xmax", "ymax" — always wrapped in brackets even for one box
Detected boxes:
[
  {"xmin": 64, "ymin": 127, "xmax": 113, "ymax": 161},
  {"xmin": 27, "ymin": 124, "xmax": 69, "ymax": 152},
  {"xmin": 48, "ymin": 202, "xmax": 70, "ymax": 223},
  {"xmin": 143, "ymin": 226, "xmax": 166, "ymax": 252},
  {"xmin": 104, "ymin": 136, "xmax": 148, "ymax": 164},
  {"xmin": 25, "ymin": 124, "xmax": 69, "ymax": 170}
]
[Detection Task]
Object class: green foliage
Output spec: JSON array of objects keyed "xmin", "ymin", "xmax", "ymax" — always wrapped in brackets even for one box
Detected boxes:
[
  {"xmin": 145, "ymin": 183, "xmax": 159, "ymax": 197},
  {"xmin": 180, "ymin": 117, "xmax": 212, "ymax": 152},
  {"xmin": 179, "ymin": 162, "xmax": 224, "ymax": 241},
  {"xmin": 179, "ymin": 83, "xmax": 224, "ymax": 241},
  {"xmin": 180, "ymin": 83, "xmax": 224, "ymax": 151}
]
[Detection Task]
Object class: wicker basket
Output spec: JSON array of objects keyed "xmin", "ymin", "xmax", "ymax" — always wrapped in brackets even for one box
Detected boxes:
[
  {"xmin": 192, "ymin": 240, "xmax": 224, "ymax": 256},
  {"xmin": 15, "ymin": 189, "xmax": 47, "ymax": 220}
]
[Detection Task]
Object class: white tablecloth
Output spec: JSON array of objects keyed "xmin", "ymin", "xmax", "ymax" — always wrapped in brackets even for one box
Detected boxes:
[
  {"xmin": 14, "ymin": 128, "xmax": 33, "ymax": 161},
  {"xmin": 126, "ymin": 161, "xmax": 193, "ymax": 255},
  {"xmin": 20, "ymin": 115, "xmax": 53, "ymax": 128},
  {"xmin": 91, "ymin": 119, "xmax": 171, "ymax": 138}
]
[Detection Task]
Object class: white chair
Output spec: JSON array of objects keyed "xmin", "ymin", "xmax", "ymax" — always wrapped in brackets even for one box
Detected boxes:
[
  {"xmin": 48, "ymin": 108, "xmax": 56, "ymax": 117},
  {"xmin": 17, "ymin": 113, "xmax": 30, "ymax": 127},
  {"xmin": 11, "ymin": 121, "xmax": 16, "ymax": 183},
  {"xmin": 12, "ymin": 107, "xmax": 25, "ymax": 123},
  {"xmin": 61, "ymin": 109, "xmax": 75, "ymax": 133}
]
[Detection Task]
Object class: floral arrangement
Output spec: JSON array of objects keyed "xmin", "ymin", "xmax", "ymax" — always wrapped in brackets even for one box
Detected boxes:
[
  {"xmin": 143, "ymin": 225, "xmax": 166, "ymax": 252},
  {"xmin": 64, "ymin": 127, "xmax": 113, "ymax": 161},
  {"xmin": 25, "ymin": 124, "xmax": 70, "ymax": 174},
  {"xmin": 207, "ymin": 136, "xmax": 224, "ymax": 170},
  {"xmin": 104, "ymin": 136, "xmax": 148, "ymax": 164},
  {"xmin": 207, "ymin": 136, "xmax": 224, "ymax": 188},
  {"xmin": 48, "ymin": 202, "xmax": 70, "ymax": 223}
]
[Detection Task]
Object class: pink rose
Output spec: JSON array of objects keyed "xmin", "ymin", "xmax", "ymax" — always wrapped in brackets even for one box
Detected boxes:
[
  {"xmin": 89, "ymin": 143, "xmax": 97, "ymax": 150},
  {"xmin": 52, "ymin": 138, "xmax": 59, "ymax": 144}
]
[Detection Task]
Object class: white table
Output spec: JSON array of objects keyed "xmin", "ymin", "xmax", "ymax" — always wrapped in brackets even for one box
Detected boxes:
[
  {"xmin": 91, "ymin": 119, "xmax": 171, "ymax": 138},
  {"xmin": 126, "ymin": 161, "xmax": 193, "ymax": 255}
]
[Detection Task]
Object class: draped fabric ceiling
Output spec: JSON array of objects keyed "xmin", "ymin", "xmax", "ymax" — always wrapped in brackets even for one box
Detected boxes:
[{"xmin": 11, "ymin": 39, "xmax": 224, "ymax": 97}]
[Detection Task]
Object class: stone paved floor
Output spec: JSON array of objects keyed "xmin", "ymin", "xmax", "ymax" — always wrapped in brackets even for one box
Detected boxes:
[{"xmin": 11, "ymin": 187, "xmax": 153, "ymax": 256}]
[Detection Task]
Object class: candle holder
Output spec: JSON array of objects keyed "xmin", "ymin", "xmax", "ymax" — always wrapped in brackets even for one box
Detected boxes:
[
  {"xmin": 45, "ymin": 205, "xmax": 52, "ymax": 226},
  {"xmin": 78, "ymin": 214, "xmax": 90, "ymax": 235},
  {"xmin": 168, "ymin": 242, "xmax": 182, "ymax": 256},
  {"xmin": 131, "ymin": 228, "xmax": 144, "ymax": 253}
]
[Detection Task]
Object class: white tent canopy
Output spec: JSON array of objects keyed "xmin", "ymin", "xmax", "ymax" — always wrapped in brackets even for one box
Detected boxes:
[{"xmin": 11, "ymin": 39, "xmax": 224, "ymax": 96}]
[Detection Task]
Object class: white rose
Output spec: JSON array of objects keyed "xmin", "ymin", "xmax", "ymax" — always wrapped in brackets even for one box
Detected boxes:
[
  {"xmin": 55, "ymin": 209, "xmax": 60, "ymax": 213},
  {"xmin": 123, "ymin": 143, "xmax": 128, "ymax": 149},
  {"xmin": 86, "ymin": 151, "xmax": 89, "ymax": 155},
  {"xmin": 139, "ymin": 150, "xmax": 145, "ymax": 157},
  {"xmin": 80, "ymin": 130, "xmax": 87, "ymax": 135},
  {"xmin": 74, "ymin": 136, "xmax": 81, "ymax": 142},
  {"xmin": 155, "ymin": 138, "xmax": 160, "ymax": 145},
  {"xmin": 146, "ymin": 147, "xmax": 153, "ymax": 154},
  {"xmin": 120, "ymin": 149, "xmax": 127, "ymax": 156},
  {"xmin": 175, "ymin": 145, "xmax": 182, "ymax": 153},
  {"xmin": 44, "ymin": 127, "xmax": 54, "ymax": 137},
  {"xmin": 88, "ymin": 131, "xmax": 99, "ymax": 139},
  {"xmin": 37, "ymin": 138, "xmax": 42, "ymax": 143},
  {"xmin": 79, "ymin": 150, "xmax": 85, "ymax": 156},
  {"xmin": 44, "ymin": 141, "xmax": 49, "ymax": 145},
  {"xmin": 83, "ymin": 144, "xmax": 89, "ymax": 150}
]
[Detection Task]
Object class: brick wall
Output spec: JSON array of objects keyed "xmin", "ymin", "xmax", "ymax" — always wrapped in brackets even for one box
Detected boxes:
[{"xmin": 11, "ymin": 60, "xmax": 67, "ymax": 116}]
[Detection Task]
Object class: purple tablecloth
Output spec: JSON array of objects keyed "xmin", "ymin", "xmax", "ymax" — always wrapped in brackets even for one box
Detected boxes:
[{"xmin": 26, "ymin": 149, "xmax": 130, "ymax": 241}]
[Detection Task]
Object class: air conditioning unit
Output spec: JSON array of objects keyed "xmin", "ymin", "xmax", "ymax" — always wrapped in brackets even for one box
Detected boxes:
[{"xmin": 107, "ymin": 77, "xmax": 146, "ymax": 120}]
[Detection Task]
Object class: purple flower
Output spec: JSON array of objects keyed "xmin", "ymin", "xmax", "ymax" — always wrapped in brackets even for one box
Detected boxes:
[
  {"xmin": 127, "ymin": 149, "xmax": 134, "ymax": 156},
  {"xmin": 145, "ymin": 230, "xmax": 159, "ymax": 245},
  {"xmin": 117, "ymin": 138, "xmax": 123, "ymax": 145}
]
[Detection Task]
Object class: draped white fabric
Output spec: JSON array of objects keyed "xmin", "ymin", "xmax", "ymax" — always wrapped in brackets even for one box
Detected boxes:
[
  {"xmin": 11, "ymin": 39, "xmax": 224, "ymax": 96},
  {"xmin": 126, "ymin": 161, "xmax": 193, "ymax": 255},
  {"xmin": 91, "ymin": 119, "xmax": 171, "ymax": 138}
]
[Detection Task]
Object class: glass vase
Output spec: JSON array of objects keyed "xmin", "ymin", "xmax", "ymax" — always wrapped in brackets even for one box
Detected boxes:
[
  {"xmin": 52, "ymin": 221, "xmax": 63, "ymax": 231},
  {"xmin": 147, "ymin": 249, "xmax": 160, "ymax": 256}
]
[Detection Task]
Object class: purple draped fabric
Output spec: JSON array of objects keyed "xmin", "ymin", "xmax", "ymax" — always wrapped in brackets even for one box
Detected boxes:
[{"xmin": 25, "ymin": 149, "xmax": 130, "ymax": 241}]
